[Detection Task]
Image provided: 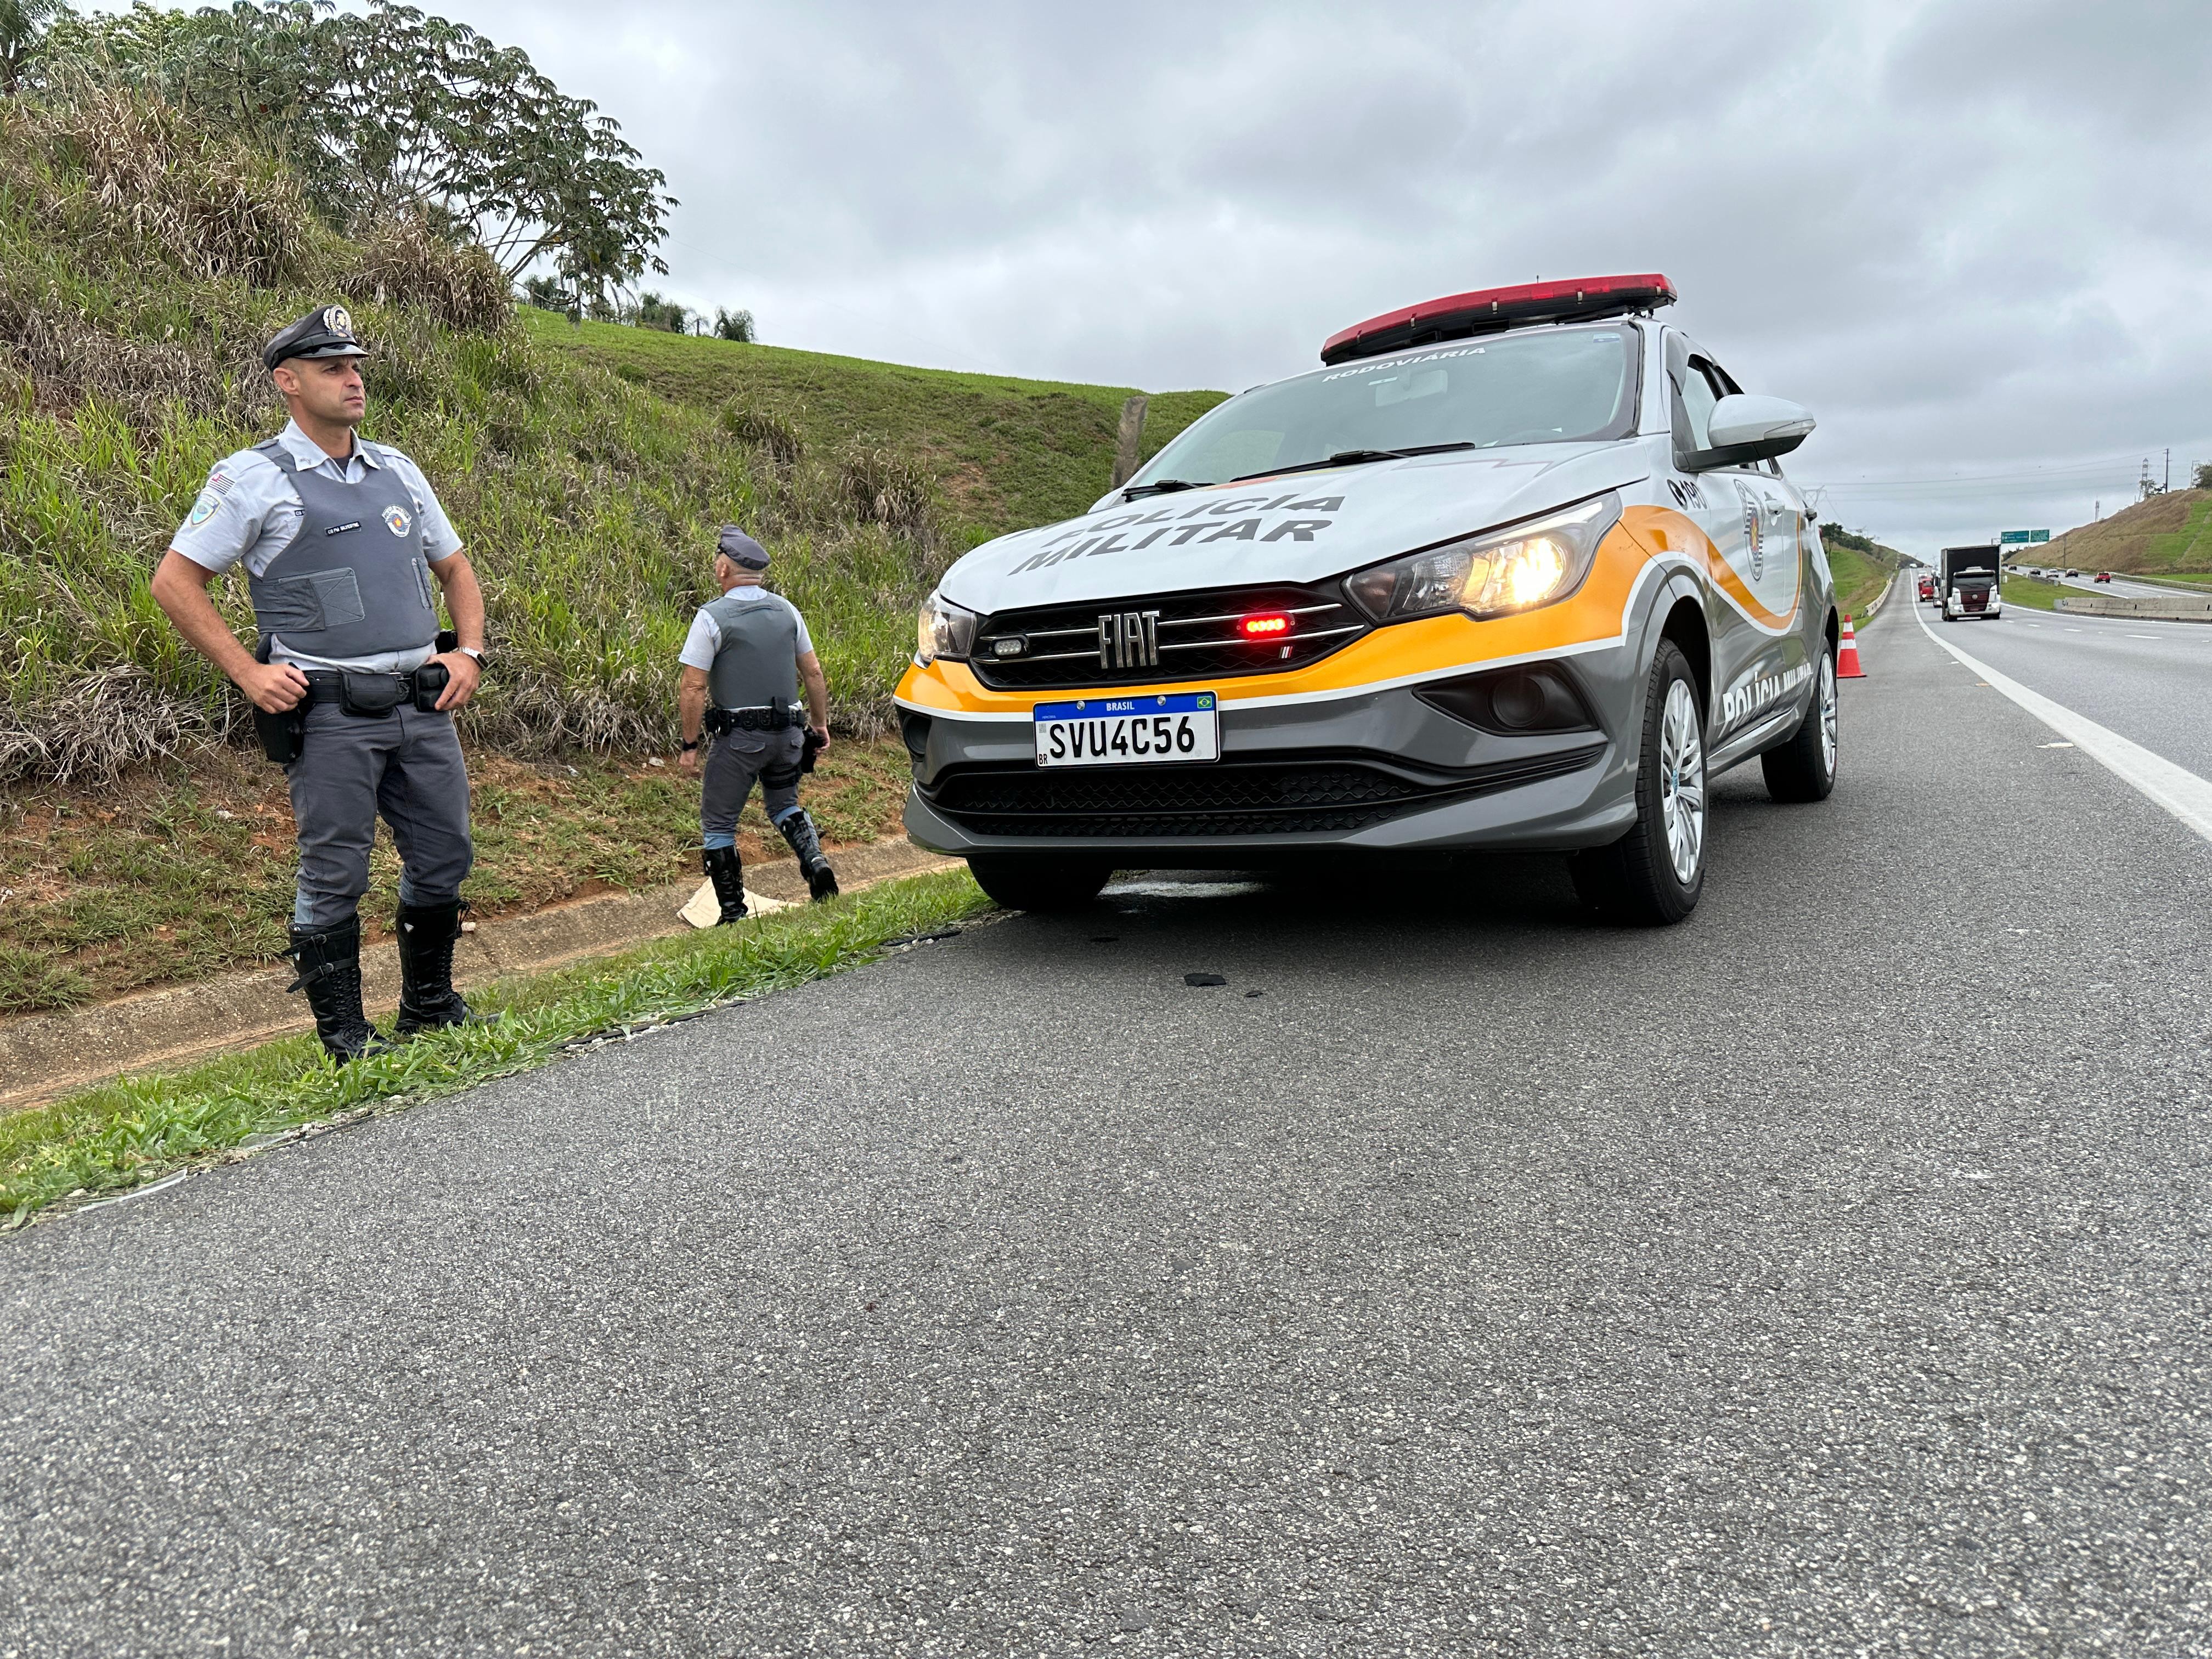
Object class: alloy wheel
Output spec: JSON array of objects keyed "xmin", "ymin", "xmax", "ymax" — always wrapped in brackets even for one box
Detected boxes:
[
  {"xmin": 1658, "ymin": 679, "xmax": 1706, "ymax": 885},
  {"xmin": 1817, "ymin": 652, "xmax": 1838, "ymax": 775}
]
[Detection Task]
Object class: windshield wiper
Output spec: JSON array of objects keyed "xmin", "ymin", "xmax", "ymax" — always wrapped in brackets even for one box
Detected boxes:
[
  {"xmin": 1231, "ymin": 442, "xmax": 1477, "ymax": 484},
  {"xmin": 1120, "ymin": 477, "xmax": 1202, "ymax": 501}
]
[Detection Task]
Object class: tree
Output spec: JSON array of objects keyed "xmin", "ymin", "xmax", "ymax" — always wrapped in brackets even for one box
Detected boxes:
[
  {"xmin": 713, "ymin": 307, "xmax": 756, "ymax": 343},
  {"xmin": 2194, "ymin": 461, "xmax": 2212, "ymax": 491},
  {"xmin": 0, "ymin": 0, "xmax": 65, "ymax": 92},
  {"xmin": 633, "ymin": 291, "xmax": 686, "ymax": 332},
  {"xmin": 33, "ymin": 0, "xmax": 676, "ymax": 306}
]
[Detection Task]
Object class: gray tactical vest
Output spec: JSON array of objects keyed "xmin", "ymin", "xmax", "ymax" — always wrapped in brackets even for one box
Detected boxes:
[
  {"xmin": 244, "ymin": 440, "xmax": 439, "ymax": 660},
  {"xmin": 703, "ymin": 591, "xmax": 800, "ymax": 709}
]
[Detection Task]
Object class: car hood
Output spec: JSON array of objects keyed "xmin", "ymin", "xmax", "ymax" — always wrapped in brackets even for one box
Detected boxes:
[{"xmin": 936, "ymin": 441, "xmax": 1652, "ymax": 616}]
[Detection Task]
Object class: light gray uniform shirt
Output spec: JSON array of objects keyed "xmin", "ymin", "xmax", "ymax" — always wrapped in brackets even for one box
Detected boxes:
[{"xmin": 170, "ymin": 419, "xmax": 463, "ymax": 673}]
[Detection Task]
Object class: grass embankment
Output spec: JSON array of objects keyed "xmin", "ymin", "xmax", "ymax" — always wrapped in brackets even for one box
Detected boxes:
[
  {"xmin": 2040, "ymin": 489, "xmax": 2212, "ymax": 577},
  {"xmin": 1, "ymin": 867, "xmax": 992, "ymax": 1227},
  {"xmin": 0, "ymin": 737, "xmax": 914, "ymax": 1013},
  {"xmin": 1, "ymin": 89, "xmax": 1228, "ymax": 786},
  {"xmin": 1825, "ymin": 543, "xmax": 1896, "ymax": 619},
  {"xmin": 532, "ymin": 314, "xmax": 1226, "ymax": 549}
]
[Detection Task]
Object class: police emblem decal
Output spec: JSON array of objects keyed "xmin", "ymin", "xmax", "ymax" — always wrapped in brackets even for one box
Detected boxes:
[
  {"xmin": 383, "ymin": 503, "xmax": 411, "ymax": 537},
  {"xmin": 326, "ymin": 304, "xmax": 353, "ymax": 337},
  {"xmin": 188, "ymin": 490, "xmax": 219, "ymax": 527}
]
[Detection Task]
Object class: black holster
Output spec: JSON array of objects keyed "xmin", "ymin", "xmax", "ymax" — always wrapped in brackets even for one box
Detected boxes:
[{"xmin": 250, "ymin": 639, "xmax": 307, "ymax": 765}]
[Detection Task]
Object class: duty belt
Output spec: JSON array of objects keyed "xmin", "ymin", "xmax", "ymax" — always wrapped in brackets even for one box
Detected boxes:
[{"xmin": 706, "ymin": 704, "xmax": 809, "ymax": 733}]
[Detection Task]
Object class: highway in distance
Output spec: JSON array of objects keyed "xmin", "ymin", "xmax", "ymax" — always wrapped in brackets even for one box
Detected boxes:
[{"xmin": 4, "ymin": 601, "xmax": 2210, "ymax": 1657}]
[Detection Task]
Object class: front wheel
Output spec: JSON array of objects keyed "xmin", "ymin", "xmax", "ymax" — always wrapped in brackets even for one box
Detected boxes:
[
  {"xmin": 1761, "ymin": 647, "xmax": 1838, "ymax": 803},
  {"xmin": 1571, "ymin": 640, "xmax": 1706, "ymax": 926},
  {"xmin": 967, "ymin": 854, "xmax": 1112, "ymax": 912}
]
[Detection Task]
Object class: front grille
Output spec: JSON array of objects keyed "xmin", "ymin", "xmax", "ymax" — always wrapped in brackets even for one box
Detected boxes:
[
  {"xmin": 926, "ymin": 748, "xmax": 1601, "ymax": 839},
  {"xmin": 970, "ymin": 581, "xmax": 1368, "ymax": 690}
]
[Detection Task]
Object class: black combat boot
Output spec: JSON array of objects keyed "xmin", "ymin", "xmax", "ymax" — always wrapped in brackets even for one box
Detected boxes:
[
  {"xmin": 777, "ymin": 809, "xmax": 840, "ymax": 901},
  {"xmin": 394, "ymin": 899, "xmax": 475, "ymax": 1036},
  {"xmin": 285, "ymin": 916, "xmax": 390, "ymax": 1063},
  {"xmin": 703, "ymin": 845, "xmax": 748, "ymax": 923}
]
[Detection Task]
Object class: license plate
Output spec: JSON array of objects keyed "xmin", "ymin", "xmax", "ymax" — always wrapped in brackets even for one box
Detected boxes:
[{"xmin": 1034, "ymin": 691, "xmax": 1218, "ymax": 768}]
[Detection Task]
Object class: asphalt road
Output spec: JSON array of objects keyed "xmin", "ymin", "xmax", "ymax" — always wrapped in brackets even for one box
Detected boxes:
[
  {"xmin": 7, "ymin": 603, "xmax": 2212, "ymax": 1657},
  {"xmin": 1912, "ymin": 599, "xmax": 2212, "ymax": 778},
  {"xmin": 2028, "ymin": 570, "xmax": 2188, "ymax": 601}
]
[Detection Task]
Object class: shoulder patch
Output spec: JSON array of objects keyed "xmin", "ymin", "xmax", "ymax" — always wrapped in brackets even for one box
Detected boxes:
[
  {"xmin": 186, "ymin": 491, "xmax": 221, "ymax": 527},
  {"xmin": 206, "ymin": 469, "xmax": 236, "ymax": 497}
]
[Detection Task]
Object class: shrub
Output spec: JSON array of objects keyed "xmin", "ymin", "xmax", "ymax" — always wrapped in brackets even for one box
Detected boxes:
[
  {"xmin": 343, "ymin": 212, "xmax": 512, "ymax": 332},
  {"xmin": 719, "ymin": 400, "xmax": 804, "ymax": 466},
  {"xmin": 713, "ymin": 306, "xmax": 755, "ymax": 343}
]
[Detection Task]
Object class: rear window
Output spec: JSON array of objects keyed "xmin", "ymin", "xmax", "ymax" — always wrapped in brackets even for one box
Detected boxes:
[{"xmin": 1132, "ymin": 325, "xmax": 1640, "ymax": 489}]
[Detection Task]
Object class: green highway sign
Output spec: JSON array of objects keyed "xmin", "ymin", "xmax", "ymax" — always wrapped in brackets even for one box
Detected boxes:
[{"xmin": 2000, "ymin": 529, "xmax": 2051, "ymax": 544}]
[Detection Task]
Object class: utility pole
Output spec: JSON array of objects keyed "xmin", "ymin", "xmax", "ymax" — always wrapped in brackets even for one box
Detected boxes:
[{"xmin": 2165, "ymin": 447, "xmax": 2171, "ymax": 493}]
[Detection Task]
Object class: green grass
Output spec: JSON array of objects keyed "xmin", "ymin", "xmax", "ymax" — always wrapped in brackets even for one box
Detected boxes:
[
  {"xmin": 2000, "ymin": 573, "xmax": 2073, "ymax": 612},
  {"xmin": 529, "ymin": 314, "xmax": 1227, "ymax": 548},
  {"xmin": 1824, "ymin": 543, "xmax": 1895, "ymax": 619},
  {"xmin": 0, "ymin": 867, "xmax": 992, "ymax": 1227}
]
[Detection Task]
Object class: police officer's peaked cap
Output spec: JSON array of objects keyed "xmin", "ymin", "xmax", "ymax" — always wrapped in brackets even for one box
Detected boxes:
[
  {"xmin": 263, "ymin": 305, "xmax": 369, "ymax": 371},
  {"xmin": 717, "ymin": 526, "xmax": 770, "ymax": 569}
]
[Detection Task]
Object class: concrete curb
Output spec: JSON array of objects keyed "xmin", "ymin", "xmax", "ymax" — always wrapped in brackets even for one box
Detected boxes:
[
  {"xmin": 2053, "ymin": 592, "xmax": 2212, "ymax": 623},
  {"xmin": 0, "ymin": 837, "xmax": 960, "ymax": 1115}
]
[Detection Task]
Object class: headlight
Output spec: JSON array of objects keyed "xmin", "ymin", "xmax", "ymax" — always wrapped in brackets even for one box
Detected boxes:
[
  {"xmin": 1343, "ymin": 493, "xmax": 1620, "ymax": 624},
  {"xmin": 915, "ymin": 591, "xmax": 979, "ymax": 666}
]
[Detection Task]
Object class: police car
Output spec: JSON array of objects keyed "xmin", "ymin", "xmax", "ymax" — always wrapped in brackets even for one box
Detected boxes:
[{"xmin": 896, "ymin": 275, "xmax": 1837, "ymax": 924}]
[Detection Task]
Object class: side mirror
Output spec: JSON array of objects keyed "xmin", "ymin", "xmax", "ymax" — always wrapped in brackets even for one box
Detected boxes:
[{"xmin": 1683, "ymin": 394, "xmax": 1815, "ymax": 471}]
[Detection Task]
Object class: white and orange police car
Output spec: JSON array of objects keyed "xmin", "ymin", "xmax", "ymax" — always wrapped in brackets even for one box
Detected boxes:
[{"xmin": 896, "ymin": 275, "xmax": 1837, "ymax": 923}]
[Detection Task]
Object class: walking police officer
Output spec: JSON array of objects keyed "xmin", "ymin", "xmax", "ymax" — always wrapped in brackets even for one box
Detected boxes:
[
  {"xmin": 678, "ymin": 527, "xmax": 838, "ymax": 921},
  {"xmin": 150, "ymin": 306, "xmax": 486, "ymax": 1062}
]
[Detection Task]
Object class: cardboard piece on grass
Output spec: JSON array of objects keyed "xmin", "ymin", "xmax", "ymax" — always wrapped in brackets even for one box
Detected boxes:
[{"xmin": 680, "ymin": 878, "xmax": 793, "ymax": 929}]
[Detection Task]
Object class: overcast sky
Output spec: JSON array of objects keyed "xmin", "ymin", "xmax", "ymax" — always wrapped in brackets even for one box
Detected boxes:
[{"xmin": 448, "ymin": 0, "xmax": 2210, "ymax": 555}]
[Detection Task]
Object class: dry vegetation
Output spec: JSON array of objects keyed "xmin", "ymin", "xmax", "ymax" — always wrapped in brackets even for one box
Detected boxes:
[{"xmin": 2039, "ymin": 488, "xmax": 2212, "ymax": 577}]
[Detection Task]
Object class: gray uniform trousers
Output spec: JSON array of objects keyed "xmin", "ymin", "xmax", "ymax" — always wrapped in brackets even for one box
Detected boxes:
[
  {"xmin": 286, "ymin": 699, "xmax": 473, "ymax": 928},
  {"xmin": 699, "ymin": 726, "xmax": 805, "ymax": 845}
]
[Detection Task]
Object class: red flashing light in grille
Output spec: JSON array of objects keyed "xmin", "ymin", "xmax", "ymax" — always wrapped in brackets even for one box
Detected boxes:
[
  {"xmin": 1239, "ymin": 613, "xmax": 1293, "ymax": 637},
  {"xmin": 1319, "ymin": 273, "xmax": 1676, "ymax": 365}
]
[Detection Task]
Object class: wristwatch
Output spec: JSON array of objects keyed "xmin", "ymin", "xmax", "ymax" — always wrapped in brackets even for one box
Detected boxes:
[
  {"xmin": 680, "ymin": 738, "xmax": 700, "ymax": 752},
  {"xmin": 458, "ymin": 646, "xmax": 485, "ymax": 667}
]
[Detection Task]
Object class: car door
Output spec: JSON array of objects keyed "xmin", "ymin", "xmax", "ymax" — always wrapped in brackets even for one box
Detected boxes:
[{"xmin": 1662, "ymin": 334, "xmax": 1807, "ymax": 745}]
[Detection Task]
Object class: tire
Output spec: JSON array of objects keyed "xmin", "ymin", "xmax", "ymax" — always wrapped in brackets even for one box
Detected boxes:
[
  {"xmin": 1571, "ymin": 640, "xmax": 1706, "ymax": 926},
  {"xmin": 967, "ymin": 855, "xmax": 1112, "ymax": 912},
  {"xmin": 1761, "ymin": 645, "xmax": 1838, "ymax": 803}
]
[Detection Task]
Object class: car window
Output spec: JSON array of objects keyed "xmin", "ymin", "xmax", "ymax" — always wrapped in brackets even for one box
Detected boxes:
[
  {"xmin": 1672, "ymin": 360, "xmax": 1719, "ymax": 450},
  {"xmin": 1131, "ymin": 325, "xmax": 1640, "ymax": 489}
]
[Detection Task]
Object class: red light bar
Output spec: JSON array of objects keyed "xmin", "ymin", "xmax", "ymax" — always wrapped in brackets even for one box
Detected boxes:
[
  {"xmin": 1239, "ymin": 613, "xmax": 1293, "ymax": 637},
  {"xmin": 1319, "ymin": 273, "xmax": 1675, "ymax": 366}
]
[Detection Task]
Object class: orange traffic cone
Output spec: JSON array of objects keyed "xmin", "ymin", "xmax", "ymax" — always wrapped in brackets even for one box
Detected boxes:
[{"xmin": 1836, "ymin": 614, "xmax": 1866, "ymax": 679}]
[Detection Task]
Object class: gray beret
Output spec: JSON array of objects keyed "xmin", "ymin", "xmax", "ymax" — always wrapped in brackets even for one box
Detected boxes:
[{"xmin": 716, "ymin": 526, "xmax": 770, "ymax": 569}]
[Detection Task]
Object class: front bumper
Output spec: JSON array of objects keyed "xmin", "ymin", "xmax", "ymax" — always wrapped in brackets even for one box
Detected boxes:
[{"xmin": 899, "ymin": 660, "xmax": 1644, "ymax": 862}]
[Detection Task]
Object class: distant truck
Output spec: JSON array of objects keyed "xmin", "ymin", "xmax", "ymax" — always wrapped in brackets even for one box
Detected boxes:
[{"xmin": 1938, "ymin": 545, "xmax": 2002, "ymax": 621}]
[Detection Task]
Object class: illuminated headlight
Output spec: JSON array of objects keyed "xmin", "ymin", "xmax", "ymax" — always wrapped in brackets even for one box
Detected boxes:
[
  {"xmin": 915, "ymin": 591, "xmax": 978, "ymax": 666},
  {"xmin": 1343, "ymin": 493, "xmax": 1620, "ymax": 624}
]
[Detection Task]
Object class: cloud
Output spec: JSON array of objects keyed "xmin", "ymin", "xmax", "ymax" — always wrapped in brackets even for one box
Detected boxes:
[{"xmin": 455, "ymin": 0, "xmax": 2212, "ymax": 550}]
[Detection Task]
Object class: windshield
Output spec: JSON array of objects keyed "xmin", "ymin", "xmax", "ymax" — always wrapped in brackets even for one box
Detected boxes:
[{"xmin": 1132, "ymin": 325, "xmax": 1640, "ymax": 490}]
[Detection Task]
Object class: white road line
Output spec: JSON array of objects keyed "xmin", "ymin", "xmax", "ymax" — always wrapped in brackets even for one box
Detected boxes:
[{"xmin": 1911, "ymin": 603, "xmax": 2212, "ymax": 845}]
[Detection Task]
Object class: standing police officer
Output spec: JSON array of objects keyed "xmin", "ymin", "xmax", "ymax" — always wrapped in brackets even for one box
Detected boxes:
[
  {"xmin": 677, "ymin": 527, "xmax": 838, "ymax": 921},
  {"xmin": 150, "ymin": 306, "xmax": 487, "ymax": 1062}
]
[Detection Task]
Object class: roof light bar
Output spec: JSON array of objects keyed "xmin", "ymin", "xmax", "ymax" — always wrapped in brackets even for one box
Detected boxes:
[{"xmin": 1319, "ymin": 273, "xmax": 1677, "ymax": 366}]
